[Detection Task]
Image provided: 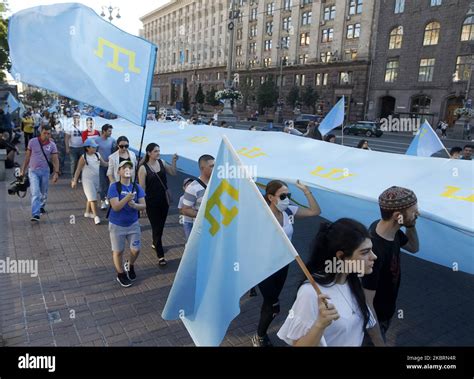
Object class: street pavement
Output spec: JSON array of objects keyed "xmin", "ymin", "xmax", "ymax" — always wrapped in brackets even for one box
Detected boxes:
[{"xmin": 0, "ymin": 145, "xmax": 473, "ymax": 347}]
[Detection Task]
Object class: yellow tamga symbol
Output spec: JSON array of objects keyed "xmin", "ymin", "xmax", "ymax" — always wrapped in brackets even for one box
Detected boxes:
[
  {"xmin": 310, "ymin": 166, "xmax": 355, "ymax": 181},
  {"xmin": 237, "ymin": 147, "xmax": 267, "ymax": 158},
  {"xmin": 94, "ymin": 37, "xmax": 141, "ymax": 73},
  {"xmin": 205, "ymin": 179, "xmax": 239, "ymax": 236},
  {"xmin": 440, "ymin": 186, "xmax": 474, "ymax": 202},
  {"xmin": 188, "ymin": 136, "xmax": 209, "ymax": 143}
]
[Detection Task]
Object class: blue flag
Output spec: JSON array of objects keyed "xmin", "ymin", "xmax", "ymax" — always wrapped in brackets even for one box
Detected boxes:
[
  {"xmin": 319, "ymin": 96, "xmax": 345, "ymax": 136},
  {"xmin": 9, "ymin": 3, "xmax": 157, "ymax": 125},
  {"xmin": 6, "ymin": 93, "xmax": 19, "ymax": 113},
  {"xmin": 48, "ymin": 99, "xmax": 59, "ymax": 114},
  {"xmin": 162, "ymin": 136, "xmax": 297, "ymax": 346},
  {"xmin": 406, "ymin": 121, "xmax": 446, "ymax": 157}
]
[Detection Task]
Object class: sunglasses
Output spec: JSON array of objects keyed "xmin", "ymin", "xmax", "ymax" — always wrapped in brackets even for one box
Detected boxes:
[
  {"xmin": 279, "ymin": 193, "xmax": 291, "ymax": 201},
  {"xmin": 119, "ymin": 144, "xmax": 129, "ymax": 149}
]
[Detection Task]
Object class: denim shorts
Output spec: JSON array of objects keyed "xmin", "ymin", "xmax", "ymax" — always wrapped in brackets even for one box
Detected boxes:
[{"xmin": 109, "ymin": 221, "xmax": 141, "ymax": 252}]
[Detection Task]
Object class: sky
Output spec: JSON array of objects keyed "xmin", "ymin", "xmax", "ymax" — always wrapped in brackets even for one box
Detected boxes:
[{"xmin": 7, "ymin": 0, "xmax": 169, "ymax": 35}]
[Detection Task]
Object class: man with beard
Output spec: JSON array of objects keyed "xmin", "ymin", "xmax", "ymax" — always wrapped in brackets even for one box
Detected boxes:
[{"xmin": 363, "ymin": 186, "xmax": 419, "ymax": 346}]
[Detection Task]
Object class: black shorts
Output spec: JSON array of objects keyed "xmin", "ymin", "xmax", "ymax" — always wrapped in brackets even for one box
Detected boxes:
[{"xmin": 5, "ymin": 159, "xmax": 14, "ymax": 169}]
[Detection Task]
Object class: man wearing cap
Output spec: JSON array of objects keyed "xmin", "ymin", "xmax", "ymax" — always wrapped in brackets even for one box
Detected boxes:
[
  {"xmin": 107, "ymin": 160, "xmax": 146, "ymax": 287},
  {"xmin": 94, "ymin": 124, "xmax": 115, "ymax": 209},
  {"xmin": 363, "ymin": 186, "xmax": 420, "ymax": 346},
  {"xmin": 65, "ymin": 112, "xmax": 85, "ymax": 179}
]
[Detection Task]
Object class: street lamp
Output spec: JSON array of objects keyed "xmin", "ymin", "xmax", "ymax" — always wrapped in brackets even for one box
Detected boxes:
[
  {"xmin": 100, "ymin": 4, "xmax": 121, "ymax": 23},
  {"xmin": 276, "ymin": 41, "xmax": 289, "ymax": 123}
]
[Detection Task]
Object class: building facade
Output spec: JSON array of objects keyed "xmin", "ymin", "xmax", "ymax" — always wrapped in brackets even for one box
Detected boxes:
[
  {"xmin": 141, "ymin": 0, "xmax": 377, "ymax": 120},
  {"xmin": 367, "ymin": 0, "xmax": 474, "ymax": 127}
]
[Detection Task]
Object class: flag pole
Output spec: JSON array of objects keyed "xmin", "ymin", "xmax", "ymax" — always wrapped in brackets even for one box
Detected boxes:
[{"xmin": 132, "ymin": 46, "xmax": 158, "ymax": 192}]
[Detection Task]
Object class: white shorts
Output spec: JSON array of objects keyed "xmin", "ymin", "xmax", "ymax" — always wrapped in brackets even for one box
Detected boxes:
[{"xmin": 108, "ymin": 221, "xmax": 141, "ymax": 252}]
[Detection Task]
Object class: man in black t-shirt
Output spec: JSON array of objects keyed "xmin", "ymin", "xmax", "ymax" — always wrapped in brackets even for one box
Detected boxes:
[{"xmin": 363, "ymin": 186, "xmax": 420, "ymax": 346}]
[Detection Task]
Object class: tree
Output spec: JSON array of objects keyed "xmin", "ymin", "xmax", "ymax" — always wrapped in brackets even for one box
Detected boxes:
[
  {"xmin": 195, "ymin": 83, "xmax": 205, "ymax": 108},
  {"xmin": 0, "ymin": 2, "xmax": 10, "ymax": 82},
  {"xmin": 182, "ymin": 84, "xmax": 190, "ymax": 113},
  {"xmin": 30, "ymin": 90, "xmax": 44, "ymax": 103},
  {"xmin": 301, "ymin": 85, "xmax": 319, "ymax": 113},
  {"xmin": 256, "ymin": 79, "xmax": 278, "ymax": 113},
  {"xmin": 170, "ymin": 83, "xmax": 177, "ymax": 105},
  {"xmin": 205, "ymin": 87, "xmax": 219, "ymax": 106},
  {"xmin": 239, "ymin": 78, "xmax": 255, "ymax": 109},
  {"xmin": 286, "ymin": 86, "xmax": 300, "ymax": 108}
]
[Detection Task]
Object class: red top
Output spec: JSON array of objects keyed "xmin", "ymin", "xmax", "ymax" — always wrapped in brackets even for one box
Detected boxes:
[{"xmin": 81, "ymin": 130, "xmax": 100, "ymax": 143}]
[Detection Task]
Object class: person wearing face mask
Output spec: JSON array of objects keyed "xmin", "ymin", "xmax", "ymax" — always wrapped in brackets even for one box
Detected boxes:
[
  {"xmin": 251, "ymin": 179, "xmax": 321, "ymax": 347},
  {"xmin": 107, "ymin": 136, "xmax": 138, "ymax": 184}
]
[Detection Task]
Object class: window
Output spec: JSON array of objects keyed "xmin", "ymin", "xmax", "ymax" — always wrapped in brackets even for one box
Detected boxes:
[
  {"xmin": 461, "ymin": 16, "xmax": 474, "ymax": 41},
  {"xmin": 250, "ymin": 25, "xmax": 257, "ymax": 37},
  {"xmin": 423, "ymin": 22, "xmax": 440, "ymax": 46},
  {"xmin": 295, "ymin": 74, "xmax": 306, "ymax": 86},
  {"xmin": 324, "ymin": 5, "xmax": 336, "ymax": 21},
  {"xmin": 236, "ymin": 45, "xmax": 242, "ymax": 56},
  {"xmin": 266, "ymin": 21, "xmax": 273, "ymax": 34},
  {"xmin": 300, "ymin": 32, "xmax": 310, "ymax": 46},
  {"xmin": 395, "ymin": 0, "xmax": 404, "ymax": 13},
  {"xmin": 389, "ymin": 26, "xmax": 403, "ymax": 49},
  {"xmin": 277, "ymin": 75, "xmax": 286, "ymax": 87},
  {"xmin": 339, "ymin": 71, "xmax": 352, "ymax": 84},
  {"xmin": 385, "ymin": 59, "xmax": 399, "ymax": 82},
  {"xmin": 266, "ymin": 3, "xmax": 275, "ymax": 16},
  {"xmin": 322, "ymin": 28, "xmax": 334, "ymax": 42},
  {"xmin": 316, "ymin": 73, "xmax": 322, "ymax": 86},
  {"xmin": 237, "ymin": 28, "xmax": 243, "ymax": 40},
  {"xmin": 349, "ymin": 0, "xmax": 363, "ymax": 15},
  {"xmin": 283, "ymin": 17, "xmax": 292, "ymax": 31},
  {"xmin": 264, "ymin": 57, "xmax": 272, "ymax": 67},
  {"xmin": 346, "ymin": 23, "xmax": 361, "ymax": 39},
  {"xmin": 411, "ymin": 95, "xmax": 431, "ymax": 114},
  {"xmin": 281, "ymin": 55, "xmax": 289, "ymax": 66},
  {"xmin": 320, "ymin": 51, "xmax": 333, "ymax": 62},
  {"xmin": 299, "ymin": 54, "xmax": 308, "ymax": 64},
  {"xmin": 250, "ymin": 8, "xmax": 257, "ymax": 21},
  {"xmin": 454, "ymin": 55, "xmax": 474, "ymax": 82},
  {"xmin": 301, "ymin": 11, "xmax": 312, "ymax": 26},
  {"xmin": 249, "ymin": 42, "xmax": 256, "ymax": 53},
  {"xmin": 418, "ymin": 58, "xmax": 435, "ymax": 82},
  {"xmin": 344, "ymin": 49, "xmax": 358, "ymax": 60},
  {"xmin": 284, "ymin": 0, "xmax": 292, "ymax": 11},
  {"xmin": 264, "ymin": 40, "xmax": 272, "ymax": 51},
  {"xmin": 249, "ymin": 59, "xmax": 257, "ymax": 68},
  {"xmin": 302, "ymin": 0, "xmax": 312, "ymax": 5},
  {"xmin": 281, "ymin": 36, "xmax": 290, "ymax": 48},
  {"xmin": 261, "ymin": 76, "xmax": 266, "ymax": 84},
  {"xmin": 430, "ymin": 0, "xmax": 442, "ymax": 6}
]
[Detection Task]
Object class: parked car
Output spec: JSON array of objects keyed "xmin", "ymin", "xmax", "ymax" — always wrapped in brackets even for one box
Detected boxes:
[
  {"xmin": 343, "ymin": 121, "xmax": 383, "ymax": 137},
  {"xmin": 292, "ymin": 114, "xmax": 323, "ymax": 132}
]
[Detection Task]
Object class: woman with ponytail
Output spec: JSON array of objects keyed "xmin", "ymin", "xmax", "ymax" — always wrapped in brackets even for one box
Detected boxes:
[
  {"xmin": 251, "ymin": 179, "xmax": 321, "ymax": 347},
  {"xmin": 277, "ymin": 218, "xmax": 378, "ymax": 346}
]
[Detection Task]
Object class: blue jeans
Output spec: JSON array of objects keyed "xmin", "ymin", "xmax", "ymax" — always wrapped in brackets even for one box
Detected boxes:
[
  {"xmin": 99, "ymin": 165, "xmax": 109, "ymax": 201},
  {"xmin": 69, "ymin": 147, "xmax": 83, "ymax": 177},
  {"xmin": 29, "ymin": 168, "xmax": 50, "ymax": 217},
  {"xmin": 183, "ymin": 222, "xmax": 193, "ymax": 240}
]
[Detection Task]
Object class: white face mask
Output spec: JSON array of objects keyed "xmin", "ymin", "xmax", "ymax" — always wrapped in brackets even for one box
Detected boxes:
[
  {"xmin": 276, "ymin": 197, "xmax": 290, "ymax": 212},
  {"xmin": 123, "ymin": 168, "xmax": 131, "ymax": 178}
]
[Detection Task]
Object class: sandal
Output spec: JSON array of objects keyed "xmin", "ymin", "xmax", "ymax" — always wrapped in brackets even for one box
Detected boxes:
[{"xmin": 158, "ymin": 257, "xmax": 167, "ymax": 267}]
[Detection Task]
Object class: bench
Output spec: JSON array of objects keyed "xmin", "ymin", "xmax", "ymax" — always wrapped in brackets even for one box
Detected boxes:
[{"xmin": 0, "ymin": 149, "xmax": 6, "ymax": 181}]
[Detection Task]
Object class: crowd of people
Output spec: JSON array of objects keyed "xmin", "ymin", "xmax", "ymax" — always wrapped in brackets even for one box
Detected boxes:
[{"xmin": 5, "ymin": 103, "xmax": 469, "ymax": 347}]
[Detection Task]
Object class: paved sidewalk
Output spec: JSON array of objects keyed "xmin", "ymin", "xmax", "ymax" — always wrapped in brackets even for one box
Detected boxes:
[{"xmin": 0, "ymin": 158, "xmax": 473, "ymax": 347}]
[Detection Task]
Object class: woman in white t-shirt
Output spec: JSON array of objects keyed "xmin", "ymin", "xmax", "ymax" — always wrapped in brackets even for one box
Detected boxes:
[
  {"xmin": 277, "ymin": 218, "xmax": 378, "ymax": 346},
  {"xmin": 251, "ymin": 179, "xmax": 321, "ymax": 347},
  {"xmin": 71, "ymin": 139, "xmax": 108, "ymax": 225}
]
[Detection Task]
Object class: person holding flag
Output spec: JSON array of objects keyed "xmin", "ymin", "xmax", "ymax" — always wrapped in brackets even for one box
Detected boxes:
[
  {"xmin": 251, "ymin": 179, "xmax": 321, "ymax": 347},
  {"xmin": 277, "ymin": 218, "xmax": 377, "ymax": 346}
]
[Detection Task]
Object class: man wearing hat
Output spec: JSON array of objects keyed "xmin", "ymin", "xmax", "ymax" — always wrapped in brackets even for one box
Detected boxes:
[
  {"xmin": 65, "ymin": 112, "xmax": 85, "ymax": 179},
  {"xmin": 107, "ymin": 160, "xmax": 146, "ymax": 287},
  {"xmin": 363, "ymin": 186, "xmax": 420, "ymax": 346}
]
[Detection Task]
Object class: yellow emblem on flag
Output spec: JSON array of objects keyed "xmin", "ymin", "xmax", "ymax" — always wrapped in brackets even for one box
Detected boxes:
[
  {"xmin": 94, "ymin": 37, "xmax": 141, "ymax": 73},
  {"xmin": 204, "ymin": 179, "xmax": 239, "ymax": 236},
  {"xmin": 237, "ymin": 147, "xmax": 267, "ymax": 158}
]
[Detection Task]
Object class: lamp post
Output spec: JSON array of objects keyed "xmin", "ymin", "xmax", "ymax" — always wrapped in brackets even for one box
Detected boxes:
[
  {"xmin": 100, "ymin": 4, "xmax": 121, "ymax": 23},
  {"xmin": 276, "ymin": 41, "xmax": 288, "ymax": 123}
]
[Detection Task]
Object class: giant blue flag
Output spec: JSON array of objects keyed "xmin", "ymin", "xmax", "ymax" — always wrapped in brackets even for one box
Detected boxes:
[
  {"xmin": 8, "ymin": 3, "xmax": 157, "ymax": 125},
  {"xmin": 406, "ymin": 121, "xmax": 447, "ymax": 157},
  {"xmin": 162, "ymin": 136, "xmax": 298, "ymax": 346},
  {"xmin": 6, "ymin": 93, "xmax": 19, "ymax": 113},
  {"xmin": 318, "ymin": 96, "xmax": 345, "ymax": 136}
]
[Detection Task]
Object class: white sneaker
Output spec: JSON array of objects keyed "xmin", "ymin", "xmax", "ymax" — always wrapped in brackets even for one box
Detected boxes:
[
  {"xmin": 100, "ymin": 200, "xmax": 107, "ymax": 210},
  {"xmin": 84, "ymin": 212, "xmax": 94, "ymax": 218},
  {"xmin": 94, "ymin": 216, "xmax": 101, "ymax": 225}
]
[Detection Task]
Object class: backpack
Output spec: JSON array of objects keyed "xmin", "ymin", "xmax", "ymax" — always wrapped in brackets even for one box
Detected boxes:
[{"xmin": 83, "ymin": 152, "xmax": 99, "ymax": 165}]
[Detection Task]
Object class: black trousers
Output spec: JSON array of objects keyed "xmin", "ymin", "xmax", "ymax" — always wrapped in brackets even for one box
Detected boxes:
[
  {"xmin": 24, "ymin": 132, "xmax": 33, "ymax": 150},
  {"xmin": 146, "ymin": 201, "xmax": 169, "ymax": 258},
  {"xmin": 257, "ymin": 264, "xmax": 289, "ymax": 337}
]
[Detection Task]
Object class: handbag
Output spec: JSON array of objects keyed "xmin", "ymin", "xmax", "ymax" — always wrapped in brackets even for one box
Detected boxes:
[
  {"xmin": 147, "ymin": 161, "xmax": 172, "ymax": 205},
  {"xmin": 38, "ymin": 139, "xmax": 54, "ymax": 174}
]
